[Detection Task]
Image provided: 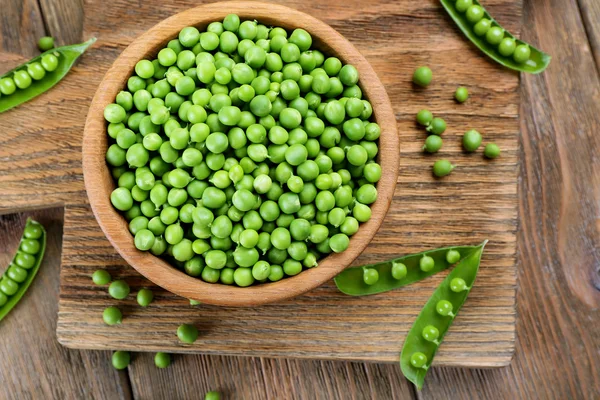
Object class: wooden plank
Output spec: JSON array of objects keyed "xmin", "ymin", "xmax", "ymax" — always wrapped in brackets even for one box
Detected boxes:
[
  {"xmin": 417, "ymin": 0, "xmax": 600, "ymax": 397},
  {"xmin": 38, "ymin": 0, "xmax": 84, "ymax": 46},
  {"xmin": 2, "ymin": 0, "xmax": 524, "ymax": 366},
  {"xmin": 0, "ymin": 209, "xmax": 131, "ymax": 400},
  {"xmin": 578, "ymin": 0, "xmax": 600, "ymax": 70},
  {"xmin": 0, "ymin": 0, "xmax": 45, "ymax": 58},
  {"xmin": 127, "ymin": 354, "xmax": 414, "ymax": 399}
]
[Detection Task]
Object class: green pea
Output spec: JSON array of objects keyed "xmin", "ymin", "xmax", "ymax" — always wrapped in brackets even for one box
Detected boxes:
[
  {"xmin": 108, "ymin": 280, "xmax": 130, "ymax": 300},
  {"xmin": 498, "ymin": 38, "xmax": 517, "ymax": 57},
  {"xmin": 410, "ymin": 352, "xmax": 428, "ymax": 368},
  {"xmin": 513, "ymin": 44, "xmax": 531, "ymax": 64},
  {"xmin": 103, "ymin": 306, "xmax": 122, "ymax": 325},
  {"xmin": 446, "ymin": 250, "xmax": 461, "ymax": 264},
  {"xmin": 455, "ymin": 0, "xmax": 473, "ymax": 12},
  {"xmin": 412, "ymin": 66, "xmax": 432, "ymax": 87},
  {"xmin": 427, "ymin": 117, "xmax": 446, "ymax": 135},
  {"xmin": 137, "ymin": 288, "xmax": 154, "ymax": 307},
  {"xmin": 463, "ymin": 129, "xmax": 482, "ymax": 152},
  {"xmin": 283, "ymin": 259, "xmax": 303, "ymax": 276},
  {"xmin": 486, "ymin": 27, "xmax": 504, "ymax": 46},
  {"xmin": 465, "ymin": 5, "xmax": 484, "ymax": 23},
  {"xmin": 419, "ymin": 255, "xmax": 435, "ymax": 272},
  {"xmin": 233, "ymin": 267, "xmax": 255, "ymax": 287},
  {"xmin": 450, "ymin": 277, "xmax": 468, "ymax": 292},
  {"xmin": 432, "ymin": 160, "xmax": 455, "ymax": 177},
  {"xmin": 329, "ymin": 233, "xmax": 350, "ymax": 253},
  {"xmin": 423, "ymin": 135, "xmax": 443, "ymax": 153},
  {"xmin": 154, "ymin": 352, "xmax": 171, "ymax": 369},
  {"xmin": 436, "ymin": 300, "xmax": 454, "ymax": 316},
  {"xmin": 363, "ymin": 268, "xmax": 379, "ymax": 285},
  {"xmin": 92, "ymin": 270, "xmax": 111, "ymax": 285},
  {"xmin": 484, "ymin": 143, "xmax": 501, "ymax": 159},
  {"xmin": 474, "ymin": 18, "xmax": 492, "ymax": 36},
  {"xmin": 455, "ymin": 87, "xmax": 469, "ymax": 103},
  {"xmin": 391, "ymin": 262, "xmax": 407, "ymax": 280},
  {"xmin": 177, "ymin": 324, "xmax": 199, "ymax": 343},
  {"xmin": 112, "ymin": 351, "xmax": 131, "ymax": 370}
]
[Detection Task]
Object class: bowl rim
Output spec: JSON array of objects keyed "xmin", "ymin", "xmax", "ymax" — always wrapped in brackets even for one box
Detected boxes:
[{"xmin": 82, "ymin": 0, "xmax": 399, "ymax": 307}]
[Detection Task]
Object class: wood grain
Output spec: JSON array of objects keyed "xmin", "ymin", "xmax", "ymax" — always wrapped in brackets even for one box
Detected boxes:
[
  {"xmin": 0, "ymin": 0, "xmax": 520, "ymax": 366},
  {"xmin": 82, "ymin": 2, "xmax": 399, "ymax": 307},
  {"xmin": 578, "ymin": 0, "xmax": 600, "ymax": 70},
  {"xmin": 416, "ymin": 0, "xmax": 600, "ymax": 397},
  {"xmin": 0, "ymin": 0, "xmax": 46, "ymax": 57},
  {"xmin": 128, "ymin": 354, "xmax": 415, "ymax": 399},
  {"xmin": 0, "ymin": 0, "xmax": 598, "ymax": 398},
  {"xmin": 0, "ymin": 209, "xmax": 131, "ymax": 400}
]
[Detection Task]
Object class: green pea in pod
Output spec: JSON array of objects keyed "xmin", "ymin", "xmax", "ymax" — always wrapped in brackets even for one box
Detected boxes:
[{"xmin": 400, "ymin": 240, "xmax": 488, "ymax": 390}]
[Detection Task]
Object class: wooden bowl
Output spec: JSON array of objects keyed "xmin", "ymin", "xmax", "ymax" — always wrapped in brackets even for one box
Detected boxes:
[{"xmin": 83, "ymin": 1, "xmax": 399, "ymax": 306}]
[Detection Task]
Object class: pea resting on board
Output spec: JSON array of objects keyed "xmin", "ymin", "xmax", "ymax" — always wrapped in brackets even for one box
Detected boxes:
[
  {"xmin": 0, "ymin": 38, "xmax": 96, "ymax": 113},
  {"xmin": 334, "ymin": 245, "xmax": 479, "ymax": 295},
  {"xmin": 0, "ymin": 219, "xmax": 46, "ymax": 321},
  {"xmin": 440, "ymin": 0, "xmax": 550, "ymax": 74},
  {"xmin": 400, "ymin": 240, "xmax": 487, "ymax": 390}
]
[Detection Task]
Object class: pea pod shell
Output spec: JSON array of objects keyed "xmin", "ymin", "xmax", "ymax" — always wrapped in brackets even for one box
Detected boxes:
[
  {"xmin": 440, "ymin": 0, "xmax": 550, "ymax": 74},
  {"xmin": 0, "ymin": 38, "xmax": 96, "ymax": 113},
  {"xmin": 334, "ymin": 245, "xmax": 479, "ymax": 296},
  {"xmin": 400, "ymin": 240, "xmax": 487, "ymax": 390},
  {"xmin": 0, "ymin": 219, "xmax": 47, "ymax": 321}
]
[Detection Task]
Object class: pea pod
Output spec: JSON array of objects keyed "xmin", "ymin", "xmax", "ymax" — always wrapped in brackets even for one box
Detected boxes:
[
  {"xmin": 400, "ymin": 240, "xmax": 487, "ymax": 390},
  {"xmin": 0, "ymin": 219, "xmax": 47, "ymax": 321},
  {"xmin": 334, "ymin": 245, "xmax": 479, "ymax": 296},
  {"xmin": 0, "ymin": 38, "xmax": 96, "ymax": 113},
  {"xmin": 440, "ymin": 0, "xmax": 550, "ymax": 74}
]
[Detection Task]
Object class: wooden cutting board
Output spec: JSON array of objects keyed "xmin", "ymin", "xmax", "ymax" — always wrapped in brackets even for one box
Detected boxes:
[{"xmin": 0, "ymin": 0, "xmax": 519, "ymax": 366}]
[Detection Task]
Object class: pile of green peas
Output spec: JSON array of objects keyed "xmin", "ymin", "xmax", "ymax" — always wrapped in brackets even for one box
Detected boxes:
[
  {"xmin": 453, "ymin": 0, "xmax": 531, "ymax": 63},
  {"xmin": 105, "ymin": 14, "xmax": 382, "ymax": 288},
  {"xmin": 0, "ymin": 52, "xmax": 60, "ymax": 97}
]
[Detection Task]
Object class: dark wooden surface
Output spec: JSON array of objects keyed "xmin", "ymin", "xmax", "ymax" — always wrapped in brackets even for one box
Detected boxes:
[{"xmin": 0, "ymin": 1, "xmax": 599, "ymax": 400}]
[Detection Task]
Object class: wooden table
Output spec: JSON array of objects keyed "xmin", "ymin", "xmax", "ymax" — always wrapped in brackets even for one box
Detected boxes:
[{"xmin": 1, "ymin": 0, "xmax": 599, "ymax": 398}]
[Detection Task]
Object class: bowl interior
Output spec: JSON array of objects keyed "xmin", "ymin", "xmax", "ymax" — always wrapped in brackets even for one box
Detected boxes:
[{"xmin": 83, "ymin": 1, "xmax": 399, "ymax": 306}]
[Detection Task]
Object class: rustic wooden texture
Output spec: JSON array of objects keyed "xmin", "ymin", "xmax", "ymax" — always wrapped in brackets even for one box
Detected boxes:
[
  {"xmin": 0, "ymin": 0, "xmax": 518, "ymax": 365},
  {"xmin": 0, "ymin": 0, "xmax": 46, "ymax": 57},
  {"xmin": 0, "ymin": 209, "xmax": 131, "ymax": 400},
  {"xmin": 416, "ymin": 0, "xmax": 600, "ymax": 398},
  {"xmin": 48, "ymin": 0, "xmax": 519, "ymax": 365},
  {"xmin": 83, "ymin": 2, "xmax": 399, "ymax": 307},
  {"xmin": 578, "ymin": 0, "xmax": 600, "ymax": 70},
  {"xmin": 0, "ymin": 0, "xmax": 598, "ymax": 398},
  {"xmin": 128, "ymin": 354, "xmax": 414, "ymax": 399}
]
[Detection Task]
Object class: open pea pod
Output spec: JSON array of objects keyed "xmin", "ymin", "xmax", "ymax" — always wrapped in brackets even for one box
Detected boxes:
[
  {"xmin": 0, "ymin": 219, "xmax": 47, "ymax": 322},
  {"xmin": 440, "ymin": 0, "xmax": 550, "ymax": 73},
  {"xmin": 400, "ymin": 240, "xmax": 487, "ymax": 390},
  {"xmin": 0, "ymin": 38, "xmax": 96, "ymax": 113},
  {"xmin": 334, "ymin": 245, "xmax": 479, "ymax": 296}
]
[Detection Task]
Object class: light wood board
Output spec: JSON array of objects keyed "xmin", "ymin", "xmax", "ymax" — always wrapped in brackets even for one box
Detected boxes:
[{"xmin": 0, "ymin": 0, "xmax": 519, "ymax": 366}]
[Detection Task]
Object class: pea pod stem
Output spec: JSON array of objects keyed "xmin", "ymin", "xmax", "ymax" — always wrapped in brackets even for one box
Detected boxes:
[
  {"xmin": 334, "ymin": 245, "xmax": 480, "ymax": 296},
  {"xmin": 440, "ymin": 0, "xmax": 550, "ymax": 73},
  {"xmin": 0, "ymin": 219, "xmax": 47, "ymax": 322},
  {"xmin": 0, "ymin": 38, "xmax": 96, "ymax": 113},
  {"xmin": 400, "ymin": 240, "xmax": 488, "ymax": 390}
]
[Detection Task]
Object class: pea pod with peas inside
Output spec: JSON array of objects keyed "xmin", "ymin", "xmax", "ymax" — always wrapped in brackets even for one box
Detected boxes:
[
  {"xmin": 334, "ymin": 244, "xmax": 479, "ymax": 296},
  {"xmin": 0, "ymin": 38, "xmax": 96, "ymax": 113},
  {"xmin": 0, "ymin": 219, "xmax": 46, "ymax": 321},
  {"xmin": 440, "ymin": 0, "xmax": 550, "ymax": 74},
  {"xmin": 400, "ymin": 240, "xmax": 487, "ymax": 390}
]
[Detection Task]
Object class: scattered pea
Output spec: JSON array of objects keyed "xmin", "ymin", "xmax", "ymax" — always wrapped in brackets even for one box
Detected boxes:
[
  {"xmin": 413, "ymin": 66, "xmax": 432, "ymax": 87},
  {"xmin": 484, "ymin": 143, "xmax": 501, "ymax": 159}
]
